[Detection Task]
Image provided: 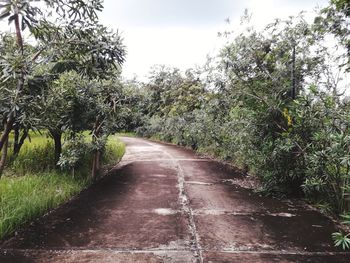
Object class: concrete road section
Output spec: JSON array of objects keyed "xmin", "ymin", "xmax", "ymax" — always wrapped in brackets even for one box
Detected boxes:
[{"xmin": 1, "ymin": 137, "xmax": 349, "ymax": 262}]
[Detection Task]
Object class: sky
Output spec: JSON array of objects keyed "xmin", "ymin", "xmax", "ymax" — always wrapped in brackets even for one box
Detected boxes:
[
  {"xmin": 99, "ymin": 0, "xmax": 329, "ymax": 80},
  {"xmin": 0, "ymin": 0, "xmax": 329, "ymax": 80}
]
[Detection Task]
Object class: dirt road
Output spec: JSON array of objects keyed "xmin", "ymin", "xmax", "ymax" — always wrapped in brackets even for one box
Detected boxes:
[{"xmin": 1, "ymin": 137, "xmax": 349, "ymax": 262}]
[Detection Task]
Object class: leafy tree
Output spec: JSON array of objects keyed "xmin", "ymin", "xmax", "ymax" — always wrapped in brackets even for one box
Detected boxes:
[
  {"xmin": 314, "ymin": 0, "xmax": 350, "ymax": 70},
  {"xmin": 0, "ymin": 0, "xmax": 126, "ymax": 174},
  {"xmin": 144, "ymin": 66, "xmax": 205, "ymax": 117},
  {"xmin": 145, "ymin": 66, "xmax": 183, "ymax": 116},
  {"xmin": 86, "ymin": 77, "xmax": 125, "ymax": 180},
  {"xmin": 40, "ymin": 71, "xmax": 90, "ymax": 164},
  {"xmin": 0, "ymin": 0, "xmax": 103, "ymax": 152},
  {"xmin": 0, "ymin": 0, "xmax": 103, "ymax": 172}
]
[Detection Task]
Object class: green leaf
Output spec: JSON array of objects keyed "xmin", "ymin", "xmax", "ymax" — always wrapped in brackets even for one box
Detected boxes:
[
  {"xmin": 332, "ymin": 232, "xmax": 350, "ymax": 250},
  {"xmin": 0, "ymin": 10, "xmax": 10, "ymax": 20}
]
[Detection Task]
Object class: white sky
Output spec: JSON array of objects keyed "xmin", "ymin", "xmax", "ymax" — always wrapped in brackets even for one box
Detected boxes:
[
  {"xmin": 99, "ymin": 0, "xmax": 329, "ymax": 80},
  {"xmin": 0, "ymin": 0, "xmax": 329, "ymax": 80}
]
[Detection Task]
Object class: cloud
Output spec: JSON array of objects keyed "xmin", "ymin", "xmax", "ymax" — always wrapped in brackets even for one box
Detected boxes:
[
  {"xmin": 100, "ymin": 0, "xmax": 330, "ymax": 80},
  {"xmin": 120, "ymin": 26, "xmax": 225, "ymax": 80},
  {"xmin": 101, "ymin": 0, "xmax": 245, "ymax": 28},
  {"xmin": 0, "ymin": 0, "xmax": 331, "ymax": 81}
]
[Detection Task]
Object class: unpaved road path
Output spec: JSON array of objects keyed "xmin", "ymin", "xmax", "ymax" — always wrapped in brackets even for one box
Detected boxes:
[{"xmin": 1, "ymin": 137, "xmax": 350, "ymax": 262}]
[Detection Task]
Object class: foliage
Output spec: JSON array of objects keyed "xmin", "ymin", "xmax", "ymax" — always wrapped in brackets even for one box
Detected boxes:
[
  {"xmin": 314, "ymin": 0, "xmax": 350, "ymax": 70},
  {"xmin": 333, "ymin": 214, "xmax": 350, "ymax": 250},
  {"xmin": 333, "ymin": 231, "xmax": 350, "ymax": 250},
  {"xmin": 57, "ymin": 134, "xmax": 89, "ymax": 174}
]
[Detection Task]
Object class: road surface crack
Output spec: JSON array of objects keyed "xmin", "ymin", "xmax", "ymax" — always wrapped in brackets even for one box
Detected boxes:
[{"xmin": 158, "ymin": 148, "xmax": 203, "ymax": 263}]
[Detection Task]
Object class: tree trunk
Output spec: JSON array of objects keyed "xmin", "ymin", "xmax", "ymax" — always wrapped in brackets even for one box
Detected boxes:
[
  {"xmin": 0, "ymin": 136, "xmax": 9, "ymax": 177},
  {"xmin": 91, "ymin": 139, "xmax": 102, "ymax": 181},
  {"xmin": 14, "ymin": 5, "xmax": 24, "ymax": 54},
  {"xmin": 91, "ymin": 151, "xmax": 98, "ymax": 181},
  {"xmin": 291, "ymin": 44, "xmax": 296, "ymax": 99},
  {"xmin": 0, "ymin": 114, "xmax": 14, "ymax": 153},
  {"xmin": 50, "ymin": 130, "xmax": 62, "ymax": 166},
  {"xmin": 91, "ymin": 149, "xmax": 101, "ymax": 181},
  {"xmin": 91, "ymin": 117, "xmax": 103, "ymax": 180},
  {"xmin": 0, "ymin": 4, "xmax": 25, "ymax": 154},
  {"xmin": 13, "ymin": 125, "xmax": 20, "ymax": 153},
  {"xmin": 97, "ymin": 151, "xmax": 101, "ymax": 171},
  {"xmin": 13, "ymin": 128, "xmax": 28, "ymax": 156}
]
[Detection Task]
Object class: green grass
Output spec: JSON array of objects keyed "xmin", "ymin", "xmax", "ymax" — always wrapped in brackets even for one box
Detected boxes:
[
  {"xmin": 7, "ymin": 135, "xmax": 55, "ymax": 175},
  {"xmin": 103, "ymin": 135, "xmax": 126, "ymax": 165},
  {"xmin": 5, "ymin": 131, "xmax": 125, "ymax": 175},
  {"xmin": 0, "ymin": 172, "xmax": 90, "ymax": 239},
  {"xmin": 0, "ymin": 132, "xmax": 125, "ymax": 240}
]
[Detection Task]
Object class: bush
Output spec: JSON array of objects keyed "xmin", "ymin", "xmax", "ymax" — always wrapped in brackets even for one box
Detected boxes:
[{"xmin": 58, "ymin": 134, "xmax": 91, "ymax": 176}]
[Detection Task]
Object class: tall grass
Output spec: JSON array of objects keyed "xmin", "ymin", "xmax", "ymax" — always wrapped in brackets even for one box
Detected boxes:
[
  {"xmin": 103, "ymin": 135, "xmax": 126, "ymax": 165},
  {"xmin": 0, "ymin": 172, "xmax": 89, "ymax": 239},
  {"xmin": 5, "ymin": 132, "xmax": 125, "ymax": 175},
  {"xmin": 7, "ymin": 134, "xmax": 55, "ymax": 175},
  {"xmin": 0, "ymin": 132, "xmax": 125, "ymax": 240}
]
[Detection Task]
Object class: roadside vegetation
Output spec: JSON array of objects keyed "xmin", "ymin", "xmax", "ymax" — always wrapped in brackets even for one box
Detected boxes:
[{"xmin": 0, "ymin": 172, "xmax": 87, "ymax": 239}]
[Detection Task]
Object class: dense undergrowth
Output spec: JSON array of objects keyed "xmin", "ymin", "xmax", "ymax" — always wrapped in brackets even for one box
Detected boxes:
[
  {"xmin": 138, "ymin": 90, "xmax": 350, "ymax": 213},
  {"xmin": 0, "ymin": 132, "xmax": 125, "ymax": 240},
  {"xmin": 136, "ymin": 76, "xmax": 350, "ymax": 248}
]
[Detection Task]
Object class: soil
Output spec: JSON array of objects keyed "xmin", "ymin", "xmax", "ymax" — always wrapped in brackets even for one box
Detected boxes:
[{"xmin": 0, "ymin": 137, "xmax": 349, "ymax": 262}]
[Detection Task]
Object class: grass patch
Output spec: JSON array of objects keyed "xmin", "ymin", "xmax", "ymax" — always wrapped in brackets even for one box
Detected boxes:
[
  {"xmin": 0, "ymin": 172, "xmax": 90, "ymax": 239},
  {"xmin": 103, "ymin": 135, "xmax": 126, "ymax": 165},
  {"xmin": 0, "ymin": 133, "xmax": 125, "ymax": 240},
  {"xmin": 7, "ymin": 136, "xmax": 55, "ymax": 175},
  {"xmin": 5, "ymin": 132, "xmax": 125, "ymax": 176}
]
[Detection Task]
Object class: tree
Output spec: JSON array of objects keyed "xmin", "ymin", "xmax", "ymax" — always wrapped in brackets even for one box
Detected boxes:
[
  {"xmin": 38, "ymin": 22, "xmax": 126, "ymax": 167},
  {"xmin": 0, "ymin": 0, "xmax": 126, "ymax": 174},
  {"xmin": 145, "ymin": 66, "xmax": 183, "ymax": 116},
  {"xmin": 87, "ymin": 77, "xmax": 125, "ymax": 180},
  {"xmin": 314, "ymin": 0, "xmax": 350, "ymax": 70},
  {"xmin": 0, "ymin": 32, "xmax": 41, "ymax": 172},
  {"xmin": 0, "ymin": 0, "xmax": 104, "ymax": 172},
  {"xmin": 41, "ymin": 71, "xmax": 89, "ymax": 165},
  {"xmin": 0, "ymin": 0, "xmax": 102, "ymax": 150}
]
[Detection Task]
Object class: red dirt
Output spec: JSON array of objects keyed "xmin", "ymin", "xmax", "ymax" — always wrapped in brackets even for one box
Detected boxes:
[{"xmin": 0, "ymin": 137, "xmax": 349, "ymax": 262}]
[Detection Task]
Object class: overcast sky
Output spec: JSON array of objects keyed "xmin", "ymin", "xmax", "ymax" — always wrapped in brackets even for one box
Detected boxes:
[
  {"xmin": 0, "ymin": 1, "xmax": 330, "ymax": 80},
  {"xmin": 99, "ymin": 0, "xmax": 329, "ymax": 80}
]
